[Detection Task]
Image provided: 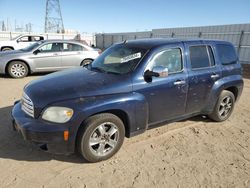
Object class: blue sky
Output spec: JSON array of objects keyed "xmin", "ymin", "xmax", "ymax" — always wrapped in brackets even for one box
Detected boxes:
[{"xmin": 0, "ymin": 0, "xmax": 249, "ymax": 33}]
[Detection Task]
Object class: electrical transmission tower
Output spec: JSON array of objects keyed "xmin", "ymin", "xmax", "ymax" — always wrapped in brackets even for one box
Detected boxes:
[{"xmin": 44, "ymin": 0, "xmax": 64, "ymax": 33}]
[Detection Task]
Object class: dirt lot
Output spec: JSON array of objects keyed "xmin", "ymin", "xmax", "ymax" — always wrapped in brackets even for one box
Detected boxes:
[{"xmin": 0, "ymin": 74, "xmax": 249, "ymax": 188}]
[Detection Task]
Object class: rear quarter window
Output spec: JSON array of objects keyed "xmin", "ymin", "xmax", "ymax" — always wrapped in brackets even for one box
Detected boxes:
[{"xmin": 216, "ymin": 44, "xmax": 237, "ymax": 65}]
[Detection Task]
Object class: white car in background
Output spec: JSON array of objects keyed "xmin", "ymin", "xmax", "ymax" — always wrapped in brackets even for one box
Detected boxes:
[{"xmin": 0, "ymin": 34, "xmax": 44, "ymax": 51}]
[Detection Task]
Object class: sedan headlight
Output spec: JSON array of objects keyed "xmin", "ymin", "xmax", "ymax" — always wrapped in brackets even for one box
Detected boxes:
[{"xmin": 42, "ymin": 107, "xmax": 74, "ymax": 123}]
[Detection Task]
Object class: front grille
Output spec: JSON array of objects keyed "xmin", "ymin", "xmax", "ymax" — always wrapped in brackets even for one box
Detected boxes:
[{"xmin": 21, "ymin": 92, "xmax": 34, "ymax": 118}]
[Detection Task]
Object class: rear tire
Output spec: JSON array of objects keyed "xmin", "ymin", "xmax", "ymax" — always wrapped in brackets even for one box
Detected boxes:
[
  {"xmin": 208, "ymin": 90, "xmax": 235, "ymax": 122},
  {"xmin": 81, "ymin": 59, "xmax": 93, "ymax": 66},
  {"xmin": 2, "ymin": 47, "xmax": 13, "ymax": 51},
  {"xmin": 77, "ymin": 113, "xmax": 125, "ymax": 163},
  {"xmin": 7, "ymin": 61, "xmax": 29, "ymax": 78}
]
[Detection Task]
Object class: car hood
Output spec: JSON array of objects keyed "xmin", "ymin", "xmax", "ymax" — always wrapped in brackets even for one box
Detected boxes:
[
  {"xmin": 24, "ymin": 67, "xmax": 132, "ymax": 109},
  {"xmin": 0, "ymin": 49, "xmax": 26, "ymax": 56}
]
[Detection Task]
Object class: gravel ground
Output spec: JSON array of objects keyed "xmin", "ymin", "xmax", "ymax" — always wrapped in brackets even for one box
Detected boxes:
[{"xmin": 0, "ymin": 74, "xmax": 249, "ymax": 188}]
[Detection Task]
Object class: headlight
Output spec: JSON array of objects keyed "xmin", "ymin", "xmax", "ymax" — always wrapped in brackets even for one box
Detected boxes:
[{"xmin": 42, "ymin": 107, "xmax": 74, "ymax": 123}]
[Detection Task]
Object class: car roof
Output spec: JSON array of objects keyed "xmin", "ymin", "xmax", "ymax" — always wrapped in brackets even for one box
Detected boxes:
[
  {"xmin": 117, "ymin": 38, "xmax": 232, "ymax": 50},
  {"xmin": 18, "ymin": 34, "xmax": 44, "ymax": 37},
  {"xmin": 37, "ymin": 40, "xmax": 93, "ymax": 50},
  {"xmin": 40, "ymin": 39, "xmax": 88, "ymax": 45}
]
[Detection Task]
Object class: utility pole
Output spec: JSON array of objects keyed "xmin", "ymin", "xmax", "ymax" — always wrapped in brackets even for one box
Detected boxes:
[{"xmin": 44, "ymin": 0, "xmax": 64, "ymax": 33}]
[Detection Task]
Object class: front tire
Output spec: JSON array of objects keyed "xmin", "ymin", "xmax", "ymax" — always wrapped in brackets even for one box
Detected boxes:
[
  {"xmin": 7, "ymin": 61, "xmax": 29, "ymax": 78},
  {"xmin": 77, "ymin": 113, "xmax": 125, "ymax": 162},
  {"xmin": 208, "ymin": 90, "xmax": 235, "ymax": 122}
]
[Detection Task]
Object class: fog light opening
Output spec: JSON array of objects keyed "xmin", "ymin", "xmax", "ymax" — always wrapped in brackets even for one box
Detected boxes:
[{"xmin": 39, "ymin": 144, "xmax": 48, "ymax": 151}]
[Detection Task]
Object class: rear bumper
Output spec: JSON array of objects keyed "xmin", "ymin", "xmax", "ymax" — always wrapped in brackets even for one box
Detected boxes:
[{"xmin": 11, "ymin": 102, "xmax": 75, "ymax": 155}]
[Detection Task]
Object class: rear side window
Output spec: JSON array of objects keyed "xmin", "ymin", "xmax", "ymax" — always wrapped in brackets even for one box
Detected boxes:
[
  {"xmin": 33, "ymin": 36, "xmax": 44, "ymax": 41},
  {"xmin": 189, "ymin": 45, "xmax": 214, "ymax": 69},
  {"xmin": 63, "ymin": 43, "xmax": 83, "ymax": 51},
  {"xmin": 217, "ymin": 44, "xmax": 237, "ymax": 65}
]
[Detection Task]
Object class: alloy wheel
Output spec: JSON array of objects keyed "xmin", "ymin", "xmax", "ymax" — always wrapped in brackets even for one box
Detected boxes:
[
  {"xmin": 89, "ymin": 122, "xmax": 119, "ymax": 157},
  {"xmin": 218, "ymin": 96, "xmax": 233, "ymax": 118},
  {"xmin": 11, "ymin": 63, "xmax": 26, "ymax": 77}
]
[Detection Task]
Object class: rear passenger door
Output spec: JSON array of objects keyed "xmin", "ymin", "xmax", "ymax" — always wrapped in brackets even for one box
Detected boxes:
[
  {"xmin": 185, "ymin": 41, "xmax": 221, "ymax": 114},
  {"xmin": 61, "ymin": 43, "xmax": 85, "ymax": 68}
]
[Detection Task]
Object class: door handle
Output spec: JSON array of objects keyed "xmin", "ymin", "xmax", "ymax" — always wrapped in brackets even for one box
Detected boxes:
[
  {"xmin": 211, "ymin": 74, "xmax": 219, "ymax": 79},
  {"xmin": 174, "ymin": 80, "xmax": 186, "ymax": 85}
]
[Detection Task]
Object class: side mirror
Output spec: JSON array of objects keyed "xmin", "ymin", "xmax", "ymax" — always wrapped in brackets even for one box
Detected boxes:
[
  {"xmin": 144, "ymin": 66, "xmax": 168, "ymax": 82},
  {"xmin": 33, "ymin": 49, "xmax": 40, "ymax": 55}
]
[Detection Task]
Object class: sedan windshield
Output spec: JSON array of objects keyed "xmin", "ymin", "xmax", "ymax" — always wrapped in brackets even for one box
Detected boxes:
[
  {"xmin": 21, "ymin": 41, "xmax": 44, "ymax": 52},
  {"xmin": 90, "ymin": 44, "xmax": 147, "ymax": 74}
]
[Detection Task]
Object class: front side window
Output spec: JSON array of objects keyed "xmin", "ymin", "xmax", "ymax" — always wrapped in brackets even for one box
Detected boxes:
[
  {"xmin": 149, "ymin": 48, "xmax": 182, "ymax": 74},
  {"xmin": 90, "ymin": 44, "xmax": 147, "ymax": 74},
  {"xmin": 189, "ymin": 45, "xmax": 215, "ymax": 69},
  {"xmin": 217, "ymin": 44, "xmax": 237, "ymax": 65}
]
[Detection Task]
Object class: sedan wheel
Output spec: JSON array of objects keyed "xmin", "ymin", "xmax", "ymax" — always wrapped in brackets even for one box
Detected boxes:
[{"xmin": 8, "ymin": 61, "xmax": 28, "ymax": 78}]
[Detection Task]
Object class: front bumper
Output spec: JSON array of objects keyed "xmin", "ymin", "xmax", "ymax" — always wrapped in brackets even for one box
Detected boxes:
[
  {"xmin": 0, "ymin": 62, "xmax": 6, "ymax": 74},
  {"xmin": 11, "ymin": 102, "xmax": 75, "ymax": 155}
]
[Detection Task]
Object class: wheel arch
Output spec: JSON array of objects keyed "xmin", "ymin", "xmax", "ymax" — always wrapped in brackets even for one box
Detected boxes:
[
  {"xmin": 224, "ymin": 86, "xmax": 238, "ymax": 101},
  {"xmin": 5, "ymin": 59, "xmax": 31, "ymax": 74},
  {"xmin": 76, "ymin": 109, "xmax": 131, "ymax": 141},
  {"xmin": 204, "ymin": 75, "xmax": 243, "ymax": 114},
  {"xmin": 80, "ymin": 58, "xmax": 94, "ymax": 66},
  {"xmin": 1, "ymin": 46, "xmax": 14, "ymax": 51}
]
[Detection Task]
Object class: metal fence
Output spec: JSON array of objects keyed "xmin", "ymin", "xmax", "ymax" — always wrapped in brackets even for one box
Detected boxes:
[
  {"xmin": 0, "ymin": 31, "xmax": 95, "ymax": 46},
  {"xmin": 96, "ymin": 24, "xmax": 250, "ymax": 65}
]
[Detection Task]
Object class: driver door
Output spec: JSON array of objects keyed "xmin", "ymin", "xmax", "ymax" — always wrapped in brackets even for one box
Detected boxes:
[
  {"xmin": 16, "ymin": 36, "xmax": 32, "ymax": 49},
  {"xmin": 32, "ymin": 42, "xmax": 62, "ymax": 71},
  {"xmin": 134, "ymin": 44, "xmax": 188, "ymax": 125}
]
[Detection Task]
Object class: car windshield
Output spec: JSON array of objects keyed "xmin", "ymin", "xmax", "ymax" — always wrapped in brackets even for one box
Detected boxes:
[
  {"xmin": 21, "ymin": 41, "xmax": 43, "ymax": 52},
  {"xmin": 89, "ymin": 44, "xmax": 147, "ymax": 74},
  {"xmin": 11, "ymin": 35, "xmax": 22, "ymax": 41}
]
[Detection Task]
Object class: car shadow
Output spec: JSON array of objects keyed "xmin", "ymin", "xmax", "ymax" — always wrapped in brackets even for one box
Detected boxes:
[
  {"xmin": 0, "ymin": 105, "xmax": 87, "ymax": 163},
  {"xmin": 0, "ymin": 72, "xmax": 52, "ymax": 79},
  {"xmin": 0, "ymin": 105, "xmax": 213, "ymax": 163},
  {"xmin": 180, "ymin": 115, "xmax": 213, "ymax": 123}
]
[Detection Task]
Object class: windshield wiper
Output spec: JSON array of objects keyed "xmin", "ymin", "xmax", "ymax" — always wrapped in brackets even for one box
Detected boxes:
[
  {"xmin": 88, "ymin": 64, "xmax": 121, "ymax": 75},
  {"xmin": 91, "ymin": 66, "xmax": 107, "ymax": 73}
]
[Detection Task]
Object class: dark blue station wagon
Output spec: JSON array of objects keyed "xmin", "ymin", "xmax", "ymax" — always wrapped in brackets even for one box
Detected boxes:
[{"xmin": 12, "ymin": 39, "xmax": 244, "ymax": 162}]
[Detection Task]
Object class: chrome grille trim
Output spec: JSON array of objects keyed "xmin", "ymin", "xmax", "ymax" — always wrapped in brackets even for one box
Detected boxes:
[{"xmin": 21, "ymin": 92, "xmax": 34, "ymax": 118}]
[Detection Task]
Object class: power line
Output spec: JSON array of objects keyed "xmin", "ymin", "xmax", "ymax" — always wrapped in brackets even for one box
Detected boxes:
[{"xmin": 44, "ymin": 0, "xmax": 64, "ymax": 33}]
